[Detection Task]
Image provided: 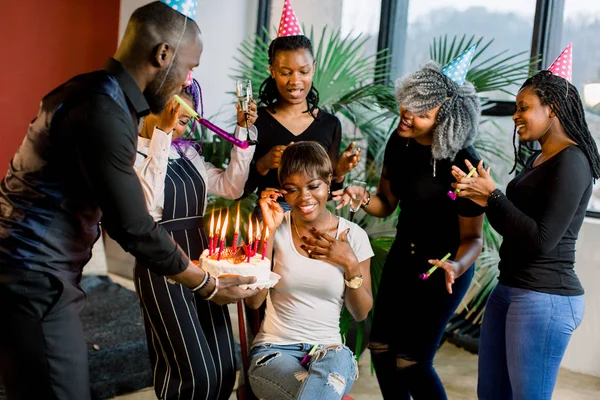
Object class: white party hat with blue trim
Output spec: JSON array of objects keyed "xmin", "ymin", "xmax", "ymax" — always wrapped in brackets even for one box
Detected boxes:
[{"xmin": 440, "ymin": 44, "xmax": 476, "ymax": 85}]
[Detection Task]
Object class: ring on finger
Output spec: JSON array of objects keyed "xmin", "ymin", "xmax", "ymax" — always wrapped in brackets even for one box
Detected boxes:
[{"xmin": 307, "ymin": 249, "xmax": 312, "ymax": 255}]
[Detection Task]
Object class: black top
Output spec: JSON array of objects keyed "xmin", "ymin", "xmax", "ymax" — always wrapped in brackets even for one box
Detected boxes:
[
  {"xmin": 487, "ymin": 145, "xmax": 591, "ymax": 295},
  {"xmin": 0, "ymin": 58, "xmax": 188, "ymax": 283},
  {"xmin": 243, "ymin": 107, "xmax": 342, "ymax": 197},
  {"xmin": 383, "ymin": 133, "xmax": 484, "ymax": 265}
]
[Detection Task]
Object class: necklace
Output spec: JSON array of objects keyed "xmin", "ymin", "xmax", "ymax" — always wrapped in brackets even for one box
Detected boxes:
[{"xmin": 292, "ymin": 212, "xmax": 335, "ymax": 251}]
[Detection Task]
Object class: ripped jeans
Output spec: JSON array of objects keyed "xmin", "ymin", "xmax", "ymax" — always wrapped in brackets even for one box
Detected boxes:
[{"xmin": 248, "ymin": 343, "xmax": 358, "ymax": 400}]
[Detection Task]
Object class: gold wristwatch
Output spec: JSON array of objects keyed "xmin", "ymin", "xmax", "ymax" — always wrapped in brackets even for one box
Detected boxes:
[{"xmin": 344, "ymin": 274, "xmax": 364, "ymax": 289}]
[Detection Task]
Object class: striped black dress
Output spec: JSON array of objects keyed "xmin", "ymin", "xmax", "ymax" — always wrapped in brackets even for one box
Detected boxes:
[{"xmin": 134, "ymin": 153, "xmax": 236, "ymax": 400}]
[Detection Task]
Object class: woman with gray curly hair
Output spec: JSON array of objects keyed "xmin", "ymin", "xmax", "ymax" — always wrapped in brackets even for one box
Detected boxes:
[{"xmin": 334, "ymin": 49, "xmax": 485, "ymax": 399}]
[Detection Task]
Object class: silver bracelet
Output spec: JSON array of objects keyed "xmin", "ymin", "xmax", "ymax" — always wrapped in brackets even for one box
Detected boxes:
[
  {"xmin": 205, "ymin": 277, "xmax": 220, "ymax": 301},
  {"xmin": 190, "ymin": 270, "xmax": 210, "ymax": 292}
]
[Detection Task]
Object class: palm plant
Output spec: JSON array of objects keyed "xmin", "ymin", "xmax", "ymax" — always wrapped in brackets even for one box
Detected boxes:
[
  {"xmin": 206, "ymin": 29, "xmax": 539, "ymax": 362},
  {"xmin": 231, "ymin": 25, "xmax": 399, "ymax": 132},
  {"xmin": 340, "ymin": 34, "xmax": 540, "ymax": 359}
]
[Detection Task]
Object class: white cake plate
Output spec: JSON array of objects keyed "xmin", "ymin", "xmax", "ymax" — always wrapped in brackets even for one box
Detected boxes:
[{"xmin": 240, "ymin": 272, "xmax": 281, "ymax": 290}]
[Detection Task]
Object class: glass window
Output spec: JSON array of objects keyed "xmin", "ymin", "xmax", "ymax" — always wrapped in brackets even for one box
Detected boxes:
[
  {"xmin": 341, "ymin": 0, "xmax": 382, "ymax": 58},
  {"xmin": 405, "ymin": 0, "xmax": 537, "ymax": 100},
  {"xmin": 563, "ymin": 0, "xmax": 600, "ymax": 214}
]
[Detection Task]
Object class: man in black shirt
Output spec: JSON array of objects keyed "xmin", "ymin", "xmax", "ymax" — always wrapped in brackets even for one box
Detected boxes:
[{"xmin": 0, "ymin": 2, "xmax": 256, "ymax": 399}]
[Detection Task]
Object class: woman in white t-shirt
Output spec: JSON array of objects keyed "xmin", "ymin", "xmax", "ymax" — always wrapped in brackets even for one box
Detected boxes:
[{"xmin": 245, "ymin": 141, "xmax": 374, "ymax": 400}]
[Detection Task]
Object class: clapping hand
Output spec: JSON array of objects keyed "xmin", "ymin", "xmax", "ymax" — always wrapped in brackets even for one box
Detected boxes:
[
  {"xmin": 256, "ymin": 143, "xmax": 292, "ymax": 175},
  {"xmin": 451, "ymin": 160, "xmax": 496, "ymax": 207},
  {"xmin": 335, "ymin": 142, "xmax": 361, "ymax": 179}
]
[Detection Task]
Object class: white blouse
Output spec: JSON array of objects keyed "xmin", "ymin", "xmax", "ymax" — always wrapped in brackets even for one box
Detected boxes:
[{"xmin": 135, "ymin": 124, "xmax": 257, "ymax": 221}]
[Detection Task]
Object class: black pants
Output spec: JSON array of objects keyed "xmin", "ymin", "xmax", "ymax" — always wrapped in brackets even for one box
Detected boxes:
[
  {"xmin": 369, "ymin": 242, "xmax": 474, "ymax": 400},
  {"xmin": 0, "ymin": 267, "xmax": 89, "ymax": 400}
]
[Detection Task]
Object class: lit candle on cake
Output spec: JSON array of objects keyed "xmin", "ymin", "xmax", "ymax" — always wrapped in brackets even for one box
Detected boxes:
[
  {"xmin": 261, "ymin": 226, "xmax": 269, "ymax": 260},
  {"xmin": 214, "ymin": 209, "xmax": 222, "ymax": 257},
  {"xmin": 233, "ymin": 203, "xmax": 240, "ymax": 254},
  {"xmin": 253, "ymin": 218, "xmax": 260, "ymax": 255},
  {"xmin": 217, "ymin": 212, "xmax": 229, "ymax": 261},
  {"xmin": 208, "ymin": 208, "xmax": 215, "ymax": 255},
  {"xmin": 247, "ymin": 214, "xmax": 253, "ymax": 263}
]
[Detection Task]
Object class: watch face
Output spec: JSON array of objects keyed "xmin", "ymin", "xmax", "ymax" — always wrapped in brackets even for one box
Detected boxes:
[{"xmin": 346, "ymin": 276, "xmax": 363, "ymax": 289}]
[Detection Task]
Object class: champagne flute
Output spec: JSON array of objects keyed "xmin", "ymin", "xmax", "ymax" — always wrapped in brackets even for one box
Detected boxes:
[
  {"xmin": 236, "ymin": 79, "xmax": 253, "ymax": 112},
  {"xmin": 347, "ymin": 180, "xmax": 367, "ymax": 213}
]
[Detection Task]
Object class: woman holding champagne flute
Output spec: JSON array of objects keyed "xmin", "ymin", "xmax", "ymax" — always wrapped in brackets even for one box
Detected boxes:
[{"xmin": 333, "ymin": 49, "xmax": 485, "ymax": 399}]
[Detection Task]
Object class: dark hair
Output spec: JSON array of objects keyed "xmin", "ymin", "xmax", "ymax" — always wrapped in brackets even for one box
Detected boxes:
[
  {"xmin": 127, "ymin": 1, "xmax": 200, "ymax": 47},
  {"xmin": 510, "ymin": 71, "xmax": 600, "ymax": 179},
  {"xmin": 278, "ymin": 142, "xmax": 332, "ymax": 185},
  {"xmin": 259, "ymin": 35, "xmax": 320, "ymax": 116}
]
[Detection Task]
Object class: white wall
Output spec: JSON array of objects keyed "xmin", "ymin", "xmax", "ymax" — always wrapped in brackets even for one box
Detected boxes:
[{"xmin": 561, "ymin": 217, "xmax": 600, "ymax": 377}]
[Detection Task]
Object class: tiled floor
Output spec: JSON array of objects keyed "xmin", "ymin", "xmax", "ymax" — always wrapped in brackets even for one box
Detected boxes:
[{"xmin": 109, "ymin": 274, "xmax": 600, "ymax": 399}]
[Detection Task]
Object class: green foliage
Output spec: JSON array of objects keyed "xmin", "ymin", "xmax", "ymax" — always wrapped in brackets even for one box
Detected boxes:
[
  {"xmin": 430, "ymin": 34, "xmax": 541, "ymax": 95},
  {"xmin": 210, "ymin": 29, "xmax": 534, "ymax": 360}
]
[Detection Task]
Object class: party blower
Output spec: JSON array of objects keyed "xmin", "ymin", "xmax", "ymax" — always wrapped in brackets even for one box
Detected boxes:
[
  {"xmin": 419, "ymin": 253, "xmax": 451, "ymax": 280},
  {"xmin": 447, "ymin": 168, "xmax": 477, "ymax": 200},
  {"xmin": 174, "ymin": 94, "xmax": 257, "ymax": 150}
]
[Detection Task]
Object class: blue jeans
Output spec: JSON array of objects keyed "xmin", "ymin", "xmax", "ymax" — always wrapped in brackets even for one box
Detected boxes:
[
  {"xmin": 248, "ymin": 343, "xmax": 358, "ymax": 400},
  {"xmin": 478, "ymin": 283, "xmax": 584, "ymax": 400}
]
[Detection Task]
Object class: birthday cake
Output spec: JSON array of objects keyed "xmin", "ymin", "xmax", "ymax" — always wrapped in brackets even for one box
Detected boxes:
[{"xmin": 200, "ymin": 247, "xmax": 271, "ymax": 282}]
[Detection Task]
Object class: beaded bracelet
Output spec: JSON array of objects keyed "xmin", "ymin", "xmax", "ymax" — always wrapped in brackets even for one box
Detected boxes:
[
  {"xmin": 486, "ymin": 189, "xmax": 504, "ymax": 207},
  {"xmin": 190, "ymin": 270, "xmax": 211, "ymax": 292},
  {"xmin": 205, "ymin": 277, "xmax": 220, "ymax": 301}
]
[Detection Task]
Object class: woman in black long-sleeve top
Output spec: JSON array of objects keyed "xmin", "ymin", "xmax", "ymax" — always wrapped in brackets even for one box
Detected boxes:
[{"xmin": 454, "ymin": 70, "xmax": 600, "ymax": 400}]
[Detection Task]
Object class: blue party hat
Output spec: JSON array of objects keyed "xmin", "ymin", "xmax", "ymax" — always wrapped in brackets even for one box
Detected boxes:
[
  {"xmin": 161, "ymin": 0, "xmax": 198, "ymax": 20},
  {"xmin": 440, "ymin": 44, "xmax": 476, "ymax": 85}
]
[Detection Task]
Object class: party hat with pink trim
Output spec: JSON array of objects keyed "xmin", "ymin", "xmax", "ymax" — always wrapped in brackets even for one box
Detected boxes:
[
  {"xmin": 440, "ymin": 44, "xmax": 476, "ymax": 86},
  {"xmin": 277, "ymin": 0, "xmax": 303, "ymax": 37},
  {"xmin": 547, "ymin": 43, "xmax": 573, "ymax": 83}
]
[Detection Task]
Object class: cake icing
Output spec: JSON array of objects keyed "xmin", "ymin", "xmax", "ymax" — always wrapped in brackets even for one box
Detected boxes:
[{"xmin": 200, "ymin": 247, "xmax": 271, "ymax": 282}]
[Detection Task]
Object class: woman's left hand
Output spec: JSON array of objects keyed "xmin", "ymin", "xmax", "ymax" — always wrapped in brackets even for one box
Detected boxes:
[
  {"xmin": 236, "ymin": 99, "xmax": 258, "ymax": 128},
  {"xmin": 451, "ymin": 159, "xmax": 496, "ymax": 207},
  {"xmin": 335, "ymin": 142, "xmax": 361, "ymax": 178},
  {"xmin": 427, "ymin": 258, "xmax": 459, "ymax": 294},
  {"xmin": 301, "ymin": 227, "xmax": 359, "ymax": 272}
]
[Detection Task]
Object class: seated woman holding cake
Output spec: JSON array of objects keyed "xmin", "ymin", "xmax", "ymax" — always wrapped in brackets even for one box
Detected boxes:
[
  {"xmin": 245, "ymin": 141, "xmax": 374, "ymax": 400},
  {"xmin": 133, "ymin": 79, "xmax": 260, "ymax": 400}
]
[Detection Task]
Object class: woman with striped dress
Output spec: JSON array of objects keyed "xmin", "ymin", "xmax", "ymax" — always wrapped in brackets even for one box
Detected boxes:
[{"xmin": 133, "ymin": 79, "xmax": 258, "ymax": 400}]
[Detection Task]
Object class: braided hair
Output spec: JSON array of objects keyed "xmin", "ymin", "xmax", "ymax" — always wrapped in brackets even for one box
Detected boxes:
[
  {"xmin": 259, "ymin": 35, "xmax": 320, "ymax": 116},
  {"xmin": 510, "ymin": 71, "xmax": 600, "ymax": 179},
  {"xmin": 172, "ymin": 78, "xmax": 203, "ymax": 157},
  {"xmin": 395, "ymin": 61, "xmax": 481, "ymax": 161}
]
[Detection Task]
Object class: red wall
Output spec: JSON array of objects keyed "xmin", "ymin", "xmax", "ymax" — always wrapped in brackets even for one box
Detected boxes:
[{"xmin": 0, "ymin": 0, "xmax": 120, "ymax": 171}]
